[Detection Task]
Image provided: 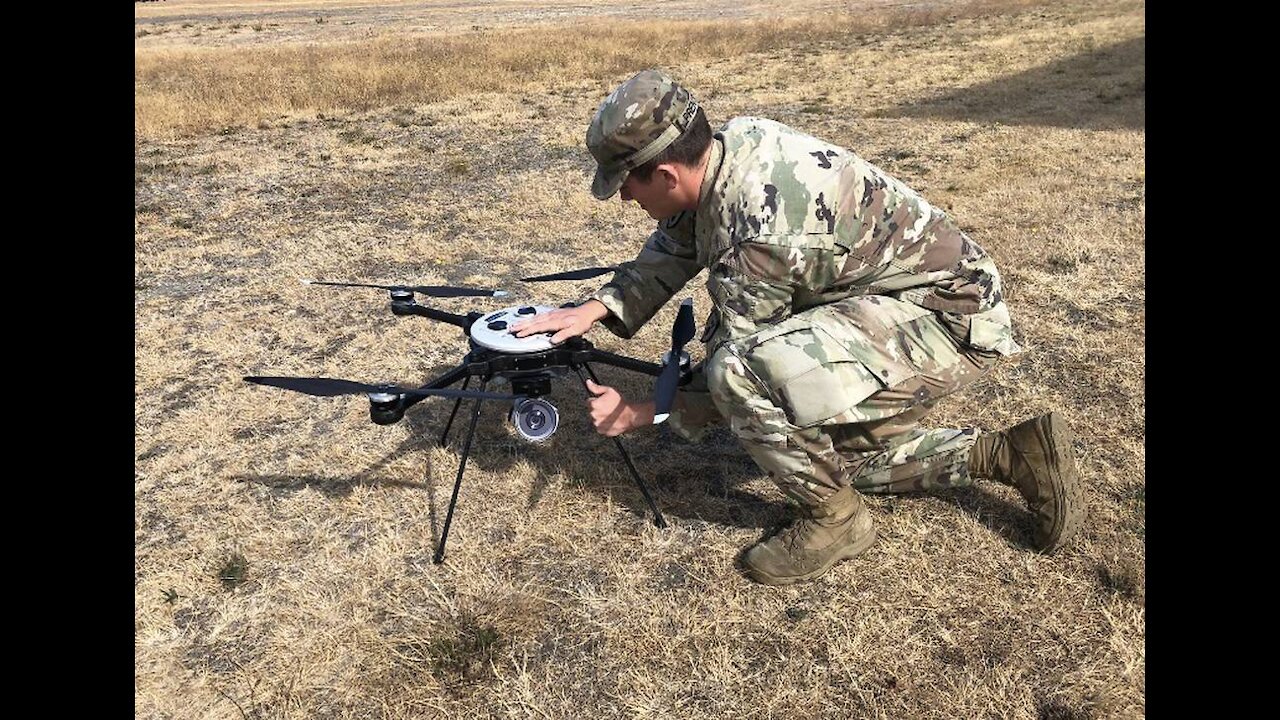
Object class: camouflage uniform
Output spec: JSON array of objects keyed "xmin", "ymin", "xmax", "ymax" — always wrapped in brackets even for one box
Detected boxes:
[{"xmin": 588, "ymin": 75, "xmax": 1020, "ymax": 508}]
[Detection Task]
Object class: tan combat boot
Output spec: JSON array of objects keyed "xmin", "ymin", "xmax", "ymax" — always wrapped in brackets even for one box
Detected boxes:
[
  {"xmin": 744, "ymin": 484, "xmax": 876, "ymax": 586},
  {"xmin": 968, "ymin": 411, "xmax": 1085, "ymax": 553}
]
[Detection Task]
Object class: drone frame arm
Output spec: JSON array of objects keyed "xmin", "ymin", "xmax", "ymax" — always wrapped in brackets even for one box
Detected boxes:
[
  {"xmin": 391, "ymin": 301, "xmax": 477, "ymax": 330},
  {"xmin": 586, "ymin": 348, "xmax": 664, "ymax": 377},
  {"xmin": 398, "ymin": 342, "xmax": 669, "ymax": 418},
  {"xmin": 401, "ymin": 362, "xmax": 475, "ymax": 412}
]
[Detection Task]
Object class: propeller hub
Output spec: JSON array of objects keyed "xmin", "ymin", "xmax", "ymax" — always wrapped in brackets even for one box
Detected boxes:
[{"xmin": 661, "ymin": 349, "xmax": 692, "ymax": 373}]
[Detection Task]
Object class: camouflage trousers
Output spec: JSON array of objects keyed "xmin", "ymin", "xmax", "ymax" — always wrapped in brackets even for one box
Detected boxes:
[{"xmin": 668, "ymin": 295, "xmax": 1002, "ymax": 506}]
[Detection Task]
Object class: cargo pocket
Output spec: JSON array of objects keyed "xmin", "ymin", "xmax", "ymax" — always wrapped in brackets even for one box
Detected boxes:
[
  {"xmin": 968, "ymin": 303, "xmax": 1021, "ymax": 355},
  {"xmin": 740, "ymin": 324, "xmax": 894, "ymax": 428}
]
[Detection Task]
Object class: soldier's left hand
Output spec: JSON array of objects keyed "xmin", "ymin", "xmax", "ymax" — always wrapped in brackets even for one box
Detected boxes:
[{"xmin": 512, "ymin": 300, "xmax": 609, "ymax": 344}]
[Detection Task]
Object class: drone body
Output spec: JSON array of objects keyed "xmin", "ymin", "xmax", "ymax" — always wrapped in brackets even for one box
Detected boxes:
[
  {"xmin": 245, "ymin": 276, "xmax": 697, "ymax": 563},
  {"xmin": 469, "ymin": 304, "xmax": 559, "ymax": 354}
]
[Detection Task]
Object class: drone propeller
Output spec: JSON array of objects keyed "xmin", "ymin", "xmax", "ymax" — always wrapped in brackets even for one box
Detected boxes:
[
  {"xmin": 652, "ymin": 298, "xmax": 697, "ymax": 424},
  {"xmin": 520, "ymin": 267, "xmax": 618, "ymax": 282},
  {"xmin": 244, "ymin": 376, "xmax": 520, "ymax": 401},
  {"xmin": 302, "ymin": 279, "xmax": 508, "ymax": 299}
]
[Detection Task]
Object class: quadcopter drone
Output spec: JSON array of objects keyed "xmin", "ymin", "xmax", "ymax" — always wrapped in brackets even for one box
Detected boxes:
[{"xmin": 245, "ymin": 267, "xmax": 697, "ymax": 564}]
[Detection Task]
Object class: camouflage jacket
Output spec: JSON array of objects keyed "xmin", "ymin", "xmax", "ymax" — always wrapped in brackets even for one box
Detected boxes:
[{"xmin": 591, "ymin": 117, "xmax": 1020, "ymax": 356}]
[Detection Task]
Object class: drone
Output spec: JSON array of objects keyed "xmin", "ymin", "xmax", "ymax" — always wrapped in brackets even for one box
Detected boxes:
[{"xmin": 244, "ymin": 267, "xmax": 697, "ymax": 564}]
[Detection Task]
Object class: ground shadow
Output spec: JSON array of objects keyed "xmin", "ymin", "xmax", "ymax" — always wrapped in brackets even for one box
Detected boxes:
[
  {"xmin": 232, "ymin": 358, "xmax": 792, "ymax": 547},
  {"xmin": 232, "ymin": 473, "xmax": 427, "ymax": 496},
  {"xmin": 879, "ymin": 36, "xmax": 1144, "ymax": 130},
  {"xmin": 233, "ymin": 435, "xmax": 449, "ymax": 549},
  {"xmin": 946, "ymin": 485, "xmax": 1038, "ymax": 552},
  {"xmin": 724, "ymin": 483, "xmax": 1039, "ymax": 579},
  {"xmin": 232, "ymin": 356, "xmax": 1058, "ymax": 559},
  {"xmin": 232, "ymin": 356, "xmax": 1053, "ymax": 559}
]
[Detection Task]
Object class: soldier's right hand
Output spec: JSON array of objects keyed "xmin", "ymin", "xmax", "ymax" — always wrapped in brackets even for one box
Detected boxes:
[
  {"xmin": 584, "ymin": 379, "xmax": 653, "ymax": 436},
  {"xmin": 511, "ymin": 299, "xmax": 610, "ymax": 344}
]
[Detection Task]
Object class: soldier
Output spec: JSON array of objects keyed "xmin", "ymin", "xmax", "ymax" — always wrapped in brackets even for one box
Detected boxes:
[{"xmin": 513, "ymin": 69, "xmax": 1084, "ymax": 585}]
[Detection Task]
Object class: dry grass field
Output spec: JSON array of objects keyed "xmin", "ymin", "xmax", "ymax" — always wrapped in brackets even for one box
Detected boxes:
[{"xmin": 135, "ymin": 0, "xmax": 1145, "ymax": 717}]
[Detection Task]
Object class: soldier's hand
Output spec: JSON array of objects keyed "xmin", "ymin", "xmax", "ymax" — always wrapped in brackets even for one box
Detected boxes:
[
  {"xmin": 512, "ymin": 299, "xmax": 609, "ymax": 344},
  {"xmin": 584, "ymin": 379, "xmax": 654, "ymax": 436}
]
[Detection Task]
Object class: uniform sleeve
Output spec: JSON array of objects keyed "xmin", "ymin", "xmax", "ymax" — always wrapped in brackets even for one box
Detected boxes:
[
  {"xmin": 590, "ymin": 212, "xmax": 703, "ymax": 339},
  {"xmin": 708, "ymin": 240, "xmax": 824, "ymax": 341}
]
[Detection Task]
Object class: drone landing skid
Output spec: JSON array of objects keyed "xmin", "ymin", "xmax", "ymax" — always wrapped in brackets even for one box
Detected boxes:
[{"xmin": 413, "ymin": 338, "xmax": 670, "ymax": 564}]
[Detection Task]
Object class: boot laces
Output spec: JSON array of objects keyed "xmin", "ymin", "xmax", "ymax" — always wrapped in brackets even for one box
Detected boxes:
[
  {"xmin": 777, "ymin": 517, "xmax": 812, "ymax": 553},
  {"xmin": 977, "ymin": 429, "xmax": 1008, "ymax": 479}
]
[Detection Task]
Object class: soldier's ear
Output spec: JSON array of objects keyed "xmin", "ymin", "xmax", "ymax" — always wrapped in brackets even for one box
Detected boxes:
[{"xmin": 655, "ymin": 164, "xmax": 680, "ymax": 190}]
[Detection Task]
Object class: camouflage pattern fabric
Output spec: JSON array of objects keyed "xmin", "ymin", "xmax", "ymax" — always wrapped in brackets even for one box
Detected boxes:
[
  {"xmin": 586, "ymin": 69, "xmax": 701, "ymax": 200},
  {"xmin": 590, "ymin": 114, "xmax": 1020, "ymax": 504},
  {"xmin": 675, "ymin": 295, "xmax": 1001, "ymax": 503}
]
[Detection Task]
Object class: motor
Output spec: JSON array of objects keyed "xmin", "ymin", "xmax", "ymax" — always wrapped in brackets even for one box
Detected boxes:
[
  {"xmin": 662, "ymin": 349, "xmax": 692, "ymax": 378},
  {"xmin": 368, "ymin": 392, "xmax": 406, "ymax": 425}
]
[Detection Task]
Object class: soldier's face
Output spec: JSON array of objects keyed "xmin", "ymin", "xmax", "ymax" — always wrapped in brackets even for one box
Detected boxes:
[{"xmin": 619, "ymin": 170, "xmax": 680, "ymax": 221}]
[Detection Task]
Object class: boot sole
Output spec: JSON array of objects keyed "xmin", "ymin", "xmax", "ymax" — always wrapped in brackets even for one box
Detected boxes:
[
  {"xmin": 746, "ymin": 527, "xmax": 878, "ymax": 586},
  {"xmin": 1038, "ymin": 412, "xmax": 1086, "ymax": 553}
]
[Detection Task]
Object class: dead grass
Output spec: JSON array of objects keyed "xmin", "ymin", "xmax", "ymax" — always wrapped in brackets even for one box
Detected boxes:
[
  {"xmin": 135, "ymin": 0, "xmax": 1050, "ymax": 140},
  {"xmin": 136, "ymin": 0, "xmax": 1144, "ymax": 718}
]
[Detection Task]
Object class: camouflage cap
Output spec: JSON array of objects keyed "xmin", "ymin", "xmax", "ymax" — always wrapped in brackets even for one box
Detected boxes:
[{"xmin": 586, "ymin": 69, "xmax": 700, "ymax": 200}]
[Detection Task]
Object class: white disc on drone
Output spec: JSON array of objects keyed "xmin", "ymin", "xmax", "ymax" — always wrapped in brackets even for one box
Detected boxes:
[{"xmin": 469, "ymin": 304, "xmax": 560, "ymax": 353}]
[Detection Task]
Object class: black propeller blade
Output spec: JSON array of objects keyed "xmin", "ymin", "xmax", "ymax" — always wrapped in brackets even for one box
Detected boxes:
[
  {"xmin": 302, "ymin": 279, "xmax": 508, "ymax": 298},
  {"xmin": 652, "ymin": 298, "xmax": 697, "ymax": 424},
  {"xmin": 245, "ymin": 376, "xmax": 520, "ymax": 401},
  {"xmin": 520, "ymin": 267, "xmax": 618, "ymax": 282}
]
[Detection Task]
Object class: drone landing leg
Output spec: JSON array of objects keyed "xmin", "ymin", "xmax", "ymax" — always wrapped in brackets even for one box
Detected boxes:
[
  {"xmin": 433, "ymin": 379, "xmax": 487, "ymax": 564},
  {"xmin": 439, "ymin": 375, "xmax": 472, "ymax": 447},
  {"xmin": 575, "ymin": 364, "xmax": 668, "ymax": 529}
]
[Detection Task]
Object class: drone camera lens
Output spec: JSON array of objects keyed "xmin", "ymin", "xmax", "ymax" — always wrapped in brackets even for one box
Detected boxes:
[{"xmin": 510, "ymin": 398, "xmax": 559, "ymax": 442}]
